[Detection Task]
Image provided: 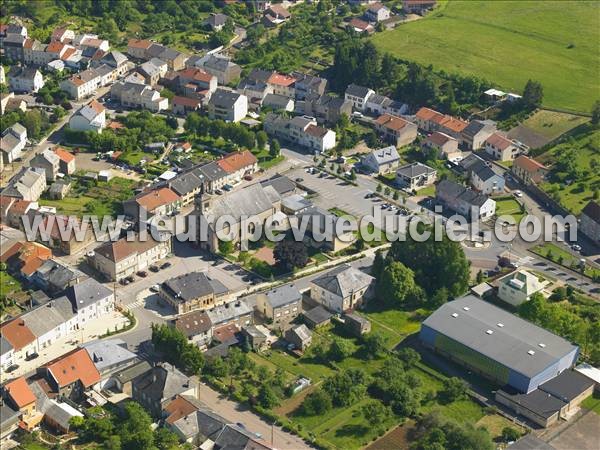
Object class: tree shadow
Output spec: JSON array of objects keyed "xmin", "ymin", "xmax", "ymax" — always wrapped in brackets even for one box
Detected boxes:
[{"xmin": 334, "ymin": 423, "xmax": 369, "ymax": 438}]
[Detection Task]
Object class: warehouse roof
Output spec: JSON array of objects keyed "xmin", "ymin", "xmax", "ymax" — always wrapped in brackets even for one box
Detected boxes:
[{"xmin": 422, "ymin": 295, "xmax": 578, "ymax": 378}]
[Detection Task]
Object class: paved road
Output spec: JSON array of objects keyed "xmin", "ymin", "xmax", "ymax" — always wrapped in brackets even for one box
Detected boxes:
[{"xmin": 196, "ymin": 383, "xmax": 312, "ymax": 450}]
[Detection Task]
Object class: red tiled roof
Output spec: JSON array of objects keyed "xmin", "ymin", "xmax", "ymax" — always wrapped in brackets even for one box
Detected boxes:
[
  {"xmin": 46, "ymin": 41, "xmax": 65, "ymax": 54},
  {"xmin": 268, "ymin": 73, "xmax": 296, "ymax": 87},
  {"xmin": 137, "ymin": 187, "xmax": 180, "ymax": 211},
  {"xmin": 178, "ymin": 68, "xmax": 214, "ymax": 83},
  {"xmin": 513, "ymin": 155, "xmax": 547, "ymax": 173},
  {"xmin": 217, "ymin": 150, "xmax": 258, "ymax": 174},
  {"xmin": 0, "ymin": 318, "xmax": 36, "ymax": 351},
  {"xmin": 486, "ymin": 132, "xmax": 513, "ymax": 150},
  {"xmin": 5, "ymin": 377, "xmax": 36, "ymax": 408},
  {"xmin": 416, "ymin": 107, "xmax": 444, "ymax": 122},
  {"xmin": 87, "ymin": 99, "xmax": 105, "ymax": 114},
  {"xmin": 54, "ymin": 147, "xmax": 75, "ymax": 163},
  {"xmin": 173, "ymin": 96, "xmax": 202, "ymax": 108},
  {"xmin": 45, "ymin": 348, "xmax": 101, "ymax": 389},
  {"xmin": 375, "ymin": 113, "xmax": 412, "ymax": 131},
  {"xmin": 440, "ymin": 116, "xmax": 468, "ymax": 133},
  {"xmin": 60, "ymin": 47, "xmax": 77, "ymax": 61},
  {"xmin": 349, "ymin": 18, "xmax": 372, "ymax": 31},
  {"xmin": 128, "ymin": 38, "xmax": 153, "ymax": 49},
  {"xmin": 7, "ymin": 199, "xmax": 32, "ymax": 215},
  {"xmin": 164, "ymin": 395, "xmax": 200, "ymax": 424}
]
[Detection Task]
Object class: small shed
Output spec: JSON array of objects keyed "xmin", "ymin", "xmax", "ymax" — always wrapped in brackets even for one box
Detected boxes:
[
  {"xmin": 242, "ymin": 325, "xmax": 267, "ymax": 351},
  {"xmin": 98, "ymin": 170, "xmax": 113, "ymax": 182},
  {"xmin": 285, "ymin": 324, "xmax": 312, "ymax": 352},
  {"xmin": 344, "ymin": 313, "xmax": 371, "ymax": 337},
  {"xmin": 303, "ymin": 305, "xmax": 332, "ymax": 329},
  {"xmin": 48, "ymin": 181, "xmax": 71, "ymax": 200},
  {"xmin": 575, "ymin": 363, "xmax": 600, "ymax": 392},
  {"xmin": 470, "ymin": 282, "xmax": 493, "ymax": 298},
  {"xmin": 84, "ymin": 171, "xmax": 98, "ymax": 180}
]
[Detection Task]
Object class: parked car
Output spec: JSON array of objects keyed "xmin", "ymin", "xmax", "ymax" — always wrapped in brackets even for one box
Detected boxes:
[
  {"xmin": 120, "ymin": 278, "xmax": 130, "ymax": 285},
  {"xmin": 160, "ymin": 262, "xmax": 172, "ymax": 270},
  {"xmin": 149, "ymin": 265, "xmax": 159, "ymax": 272},
  {"xmin": 5, "ymin": 364, "xmax": 19, "ymax": 373},
  {"xmin": 126, "ymin": 275, "xmax": 135, "ymax": 283},
  {"xmin": 25, "ymin": 352, "xmax": 39, "ymax": 361},
  {"xmin": 137, "ymin": 271, "xmax": 148, "ymax": 277},
  {"xmin": 150, "ymin": 284, "xmax": 160, "ymax": 293},
  {"xmin": 295, "ymin": 177, "xmax": 304, "ymax": 182},
  {"xmin": 514, "ymin": 190, "xmax": 523, "ymax": 198},
  {"xmin": 244, "ymin": 175, "xmax": 253, "ymax": 181},
  {"xmin": 572, "ymin": 244, "xmax": 582, "ymax": 252}
]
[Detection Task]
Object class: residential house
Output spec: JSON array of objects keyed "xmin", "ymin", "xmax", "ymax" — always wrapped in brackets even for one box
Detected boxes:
[
  {"xmin": 344, "ymin": 84, "xmax": 374, "ymax": 111},
  {"xmin": 194, "ymin": 161, "xmax": 229, "ymax": 194},
  {"xmin": 0, "ymin": 241, "xmax": 52, "ymax": 279},
  {"xmin": 90, "ymin": 235, "xmax": 172, "ymax": 281},
  {"xmin": 310, "ymin": 264, "xmax": 375, "ymax": 313},
  {"xmin": 422, "ymin": 131, "xmax": 459, "ymax": 159},
  {"xmin": 461, "ymin": 119, "xmax": 496, "ymax": 150},
  {"xmin": 22, "ymin": 39, "xmax": 48, "ymax": 66},
  {"xmin": 159, "ymin": 271, "xmax": 230, "ymax": 315},
  {"xmin": 30, "ymin": 148, "xmax": 60, "ymax": 181},
  {"xmin": 302, "ymin": 305, "xmax": 332, "ymax": 329},
  {"xmin": 193, "ymin": 182, "xmax": 281, "ymax": 252},
  {"xmin": 110, "ymin": 81, "xmax": 169, "ymax": 112},
  {"xmin": 207, "ymin": 88, "xmax": 248, "ymax": 122},
  {"xmin": 580, "ymin": 201, "xmax": 600, "ymax": 244},
  {"xmin": 8, "ymin": 66, "xmax": 44, "ymax": 93},
  {"xmin": 1, "ymin": 122, "xmax": 27, "ymax": 165},
  {"xmin": 167, "ymin": 170, "xmax": 205, "ymax": 206},
  {"xmin": 216, "ymin": 150, "xmax": 259, "ymax": 183},
  {"xmin": 365, "ymin": 3, "xmax": 391, "ymax": 22},
  {"xmin": 361, "ymin": 145, "xmax": 400, "ymax": 174},
  {"xmin": 132, "ymin": 362, "xmax": 198, "ymax": 418},
  {"xmin": 174, "ymin": 310, "xmax": 213, "ymax": 347},
  {"xmin": 43, "ymin": 400, "xmax": 84, "ymax": 434},
  {"xmin": 199, "ymin": 54, "xmax": 242, "ymax": 85},
  {"xmin": 1, "ymin": 167, "xmax": 46, "ymax": 201},
  {"xmin": 3, "ymin": 377, "xmax": 43, "ymax": 430},
  {"xmin": 285, "ymin": 324, "xmax": 312, "ymax": 351},
  {"xmin": 207, "ymin": 13, "xmax": 230, "ymax": 31},
  {"xmin": 395, "ymin": 162, "xmax": 437, "ymax": 191},
  {"xmin": 123, "ymin": 187, "xmax": 181, "ymax": 220},
  {"xmin": 31, "ymin": 259, "xmax": 86, "ymax": 296},
  {"xmin": 111, "ymin": 360, "xmax": 152, "ymax": 396},
  {"xmin": 374, "ymin": 113, "xmax": 418, "ymax": 147},
  {"xmin": 485, "ymin": 132, "xmax": 527, "ymax": 161},
  {"xmin": 296, "ymin": 93, "xmax": 352, "ymax": 125},
  {"xmin": 347, "ymin": 18, "xmax": 374, "ymax": 34},
  {"xmin": 95, "ymin": 50, "xmax": 129, "ymax": 77},
  {"xmin": 77, "ymin": 34, "xmax": 109, "ymax": 52},
  {"xmin": 256, "ymin": 284, "xmax": 302, "ymax": 329},
  {"xmin": 292, "ymin": 72, "xmax": 327, "ymax": 101},
  {"xmin": 1, "ymin": 336, "xmax": 15, "ymax": 372},
  {"xmin": 1, "ymin": 92, "xmax": 27, "ymax": 115},
  {"xmin": 415, "ymin": 107, "xmax": 469, "ymax": 139},
  {"xmin": 60, "ymin": 68, "xmax": 101, "ymax": 100},
  {"xmin": 81, "ymin": 339, "xmax": 140, "ymax": 385},
  {"xmin": 48, "ymin": 181, "xmax": 71, "ymax": 199},
  {"xmin": 138, "ymin": 58, "xmax": 167, "ymax": 86},
  {"xmin": 344, "ymin": 313, "xmax": 371, "ymax": 337},
  {"xmin": 2, "ymin": 33, "xmax": 27, "ymax": 62},
  {"xmin": 264, "ymin": 113, "xmax": 336, "ymax": 153},
  {"xmin": 296, "ymin": 206, "xmax": 356, "ymax": 252},
  {"xmin": 402, "ymin": 0, "xmax": 437, "ymax": 14},
  {"xmin": 364, "ymin": 94, "xmax": 408, "ymax": 117},
  {"xmin": 175, "ymin": 67, "xmax": 217, "ymax": 101},
  {"xmin": 241, "ymin": 326, "xmax": 267, "ymax": 351},
  {"xmin": 51, "ymin": 27, "xmax": 75, "ymax": 43},
  {"xmin": 262, "ymin": 4, "xmax": 291, "ymax": 27},
  {"xmin": 64, "ymin": 277, "xmax": 115, "ymax": 327},
  {"xmin": 512, "ymin": 155, "xmax": 548, "ymax": 185},
  {"xmin": 145, "ymin": 43, "xmax": 188, "ymax": 71},
  {"xmin": 127, "ymin": 38, "xmax": 153, "ymax": 59},
  {"xmin": 53, "ymin": 147, "xmax": 76, "ymax": 175},
  {"xmin": 498, "ymin": 270, "xmax": 548, "ymax": 306},
  {"xmin": 460, "ymin": 154, "xmax": 505, "ymax": 195},
  {"xmin": 172, "ymin": 96, "xmax": 202, "ymax": 115},
  {"xmin": 263, "ymin": 93, "xmax": 294, "ymax": 111},
  {"xmin": 0, "ymin": 318, "xmax": 37, "ymax": 363},
  {"xmin": 39, "ymin": 348, "xmax": 101, "ymax": 400},
  {"xmin": 267, "ymin": 72, "xmax": 297, "ymax": 98},
  {"xmin": 436, "ymin": 179, "xmax": 496, "ymax": 221},
  {"xmin": 40, "ymin": 214, "xmax": 95, "ymax": 255},
  {"xmin": 206, "ymin": 300, "xmax": 253, "ymax": 331},
  {"xmin": 19, "ymin": 296, "xmax": 77, "ymax": 353}
]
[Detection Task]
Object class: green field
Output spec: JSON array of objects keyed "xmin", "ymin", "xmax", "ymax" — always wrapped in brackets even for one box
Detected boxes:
[
  {"xmin": 495, "ymin": 196, "xmax": 525, "ymax": 222},
  {"xmin": 522, "ymin": 110, "xmax": 589, "ymax": 140},
  {"xmin": 371, "ymin": 1, "xmax": 600, "ymax": 113}
]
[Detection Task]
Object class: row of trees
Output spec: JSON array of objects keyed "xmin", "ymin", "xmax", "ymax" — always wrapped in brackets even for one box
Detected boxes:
[
  {"xmin": 185, "ymin": 112, "xmax": 257, "ymax": 150},
  {"xmin": 1, "ymin": 109, "xmax": 53, "ymax": 141},
  {"xmin": 151, "ymin": 323, "xmax": 205, "ymax": 374}
]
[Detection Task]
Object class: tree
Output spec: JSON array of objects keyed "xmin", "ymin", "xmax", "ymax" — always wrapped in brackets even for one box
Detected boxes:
[
  {"xmin": 120, "ymin": 402, "xmax": 155, "ymax": 450},
  {"xmin": 439, "ymin": 377, "xmax": 469, "ymax": 404},
  {"xmin": 323, "ymin": 369, "xmax": 369, "ymax": 407},
  {"xmin": 362, "ymin": 400, "xmax": 391, "ymax": 430},
  {"xmin": 393, "ymin": 191, "xmax": 399, "ymax": 201},
  {"xmin": 501, "ymin": 427, "xmax": 521, "ymax": 443},
  {"xmin": 274, "ymin": 240, "xmax": 308, "ymax": 271},
  {"xmin": 476, "ymin": 269, "xmax": 484, "ymax": 283},
  {"xmin": 371, "ymin": 249, "xmax": 386, "ymax": 279},
  {"xmin": 258, "ymin": 384, "xmax": 280, "ymax": 409},
  {"xmin": 328, "ymin": 337, "xmax": 354, "ymax": 361},
  {"xmin": 270, "ymin": 138, "xmax": 281, "ymax": 158},
  {"xmin": 376, "ymin": 261, "xmax": 421, "ymax": 306},
  {"xmin": 522, "ymin": 79, "xmax": 544, "ymax": 110},
  {"xmin": 376, "ymin": 183, "xmax": 382, "ymax": 193},
  {"xmin": 592, "ymin": 100, "xmax": 600, "ymax": 127},
  {"xmin": 363, "ymin": 332, "xmax": 388, "ymax": 359},
  {"xmin": 302, "ymin": 389, "xmax": 332, "ymax": 415},
  {"xmin": 219, "ymin": 240, "xmax": 234, "ymax": 255},
  {"xmin": 154, "ymin": 427, "xmax": 180, "ymax": 450},
  {"xmin": 256, "ymin": 130, "xmax": 268, "ymax": 149}
]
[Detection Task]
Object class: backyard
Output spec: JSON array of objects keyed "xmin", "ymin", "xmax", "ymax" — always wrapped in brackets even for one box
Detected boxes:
[
  {"xmin": 371, "ymin": 1, "xmax": 600, "ymax": 113},
  {"xmin": 494, "ymin": 196, "xmax": 525, "ymax": 223}
]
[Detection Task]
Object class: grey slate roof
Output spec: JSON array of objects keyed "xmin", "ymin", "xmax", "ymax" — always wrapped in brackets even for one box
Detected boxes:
[
  {"xmin": 288, "ymin": 324, "xmax": 312, "ymax": 342},
  {"xmin": 172, "ymin": 406, "xmax": 228, "ymax": 441},
  {"xmin": 169, "ymin": 171, "xmax": 204, "ymax": 196},
  {"xmin": 461, "ymin": 119, "xmax": 495, "ymax": 138},
  {"xmin": 34, "ymin": 260, "xmax": 83, "ymax": 293},
  {"xmin": 162, "ymin": 271, "xmax": 228, "ymax": 303},
  {"xmin": 0, "ymin": 404, "xmax": 20, "ymax": 430},
  {"xmin": 81, "ymin": 338, "xmax": 138, "ymax": 373},
  {"xmin": 312, "ymin": 264, "xmax": 374, "ymax": 298},
  {"xmin": 281, "ymin": 194, "xmax": 312, "ymax": 213},
  {"xmin": 114, "ymin": 360, "xmax": 152, "ymax": 385},
  {"xmin": 396, "ymin": 162, "xmax": 436, "ymax": 179},
  {"xmin": 364, "ymin": 145, "xmax": 400, "ymax": 166},
  {"xmin": 195, "ymin": 161, "xmax": 227, "ymax": 182},
  {"xmin": 21, "ymin": 297, "xmax": 75, "ymax": 338},
  {"xmin": 263, "ymin": 93, "xmax": 292, "ymax": 109},
  {"xmin": 209, "ymin": 88, "xmax": 243, "ymax": 108},
  {"xmin": 65, "ymin": 277, "xmax": 112, "ymax": 311},
  {"xmin": 1, "ymin": 335, "xmax": 13, "ymax": 356},
  {"xmin": 206, "ymin": 300, "xmax": 253, "ymax": 326},
  {"xmin": 264, "ymin": 284, "xmax": 302, "ymax": 308},
  {"xmin": 345, "ymin": 83, "xmax": 372, "ymax": 98},
  {"xmin": 508, "ymin": 435, "xmax": 556, "ymax": 450},
  {"xmin": 422, "ymin": 295, "xmax": 578, "ymax": 378},
  {"xmin": 260, "ymin": 175, "xmax": 296, "ymax": 196},
  {"xmin": 436, "ymin": 179, "xmax": 491, "ymax": 207},
  {"xmin": 303, "ymin": 305, "xmax": 332, "ymax": 326},
  {"xmin": 133, "ymin": 362, "xmax": 196, "ymax": 404},
  {"xmin": 538, "ymin": 370, "xmax": 594, "ymax": 403}
]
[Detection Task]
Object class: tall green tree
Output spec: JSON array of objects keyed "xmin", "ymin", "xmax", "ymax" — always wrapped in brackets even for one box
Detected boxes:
[{"xmin": 376, "ymin": 261, "xmax": 421, "ymax": 306}]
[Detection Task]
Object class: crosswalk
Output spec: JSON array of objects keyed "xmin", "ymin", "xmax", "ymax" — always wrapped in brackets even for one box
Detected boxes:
[{"xmin": 123, "ymin": 298, "xmax": 146, "ymax": 311}]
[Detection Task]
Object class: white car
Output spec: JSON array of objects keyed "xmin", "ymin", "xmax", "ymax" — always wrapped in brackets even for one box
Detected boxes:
[
  {"xmin": 150, "ymin": 284, "xmax": 160, "ymax": 293},
  {"xmin": 514, "ymin": 190, "xmax": 523, "ymax": 198},
  {"xmin": 572, "ymin": 244, "xmax": 582, "ymax": 252}
]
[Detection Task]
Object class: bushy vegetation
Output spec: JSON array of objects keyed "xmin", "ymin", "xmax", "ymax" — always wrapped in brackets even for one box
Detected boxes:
[
  {"xmin": 1, "ymin": 109, "xmax": 53, "ymax": 141},
  {"xmin": 151, "ymin": 323, "xmax": 205, "ymax": 375}
]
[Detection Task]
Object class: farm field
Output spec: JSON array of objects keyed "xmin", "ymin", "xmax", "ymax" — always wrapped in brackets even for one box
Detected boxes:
[
  {"xmin": 371, "ymin": 1, "xmax": 600, "ymax": 113},
  {"xmin": 521, "ymin": 110, "xmax": 589, "ymax": 141}
]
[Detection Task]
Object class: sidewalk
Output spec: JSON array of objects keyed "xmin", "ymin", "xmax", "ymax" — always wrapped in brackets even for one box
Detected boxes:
[{"xmin": 2, "ymin": 310, "xmax": 129, "ymax": 382}]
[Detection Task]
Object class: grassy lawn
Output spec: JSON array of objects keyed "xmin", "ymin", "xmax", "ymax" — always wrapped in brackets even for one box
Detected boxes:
[
  {"xmin": 417, "ymin": 185, "xmax": 436, "ymax": 197},
  {"xmin": 119, "ymin": 150, "xmax": 153, "ymax": 166},
  {"xmin": 538, "ymin": 128, "xmax": 600, "ymax": 215},
  {"xmin": 494, "ymin": 196, "xmax": 525, "ymax": 222},
  {"xmin": 371, "ymin": 1, "xmax": 600, "ymax": 113},
  {"xmin": 581, "ymin": 392, "xmax": 600, "ymax": 415},
  {"xmin": 531, "ymin": 243, "xmax": 600, "ymax": 279},
  {"xmin": 476, "ymin": 414, "xmax": 525, "ymax": 439},
  {"xmin": 522, "ymin": 110, "xmax": 589, "ymax": 140},
  {"xmin": 39, "ymin": 176, "xmax": 139, "ymax": 217},
  {"xmin": 252, "ymin": 148, "xmax": 285, "ymax": 169}
]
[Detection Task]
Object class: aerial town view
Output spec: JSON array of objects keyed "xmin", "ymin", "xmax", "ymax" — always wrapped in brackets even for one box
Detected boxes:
[{"xmin": 0, "ymin": 0, "xmax": 599, "ymax": 449}]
